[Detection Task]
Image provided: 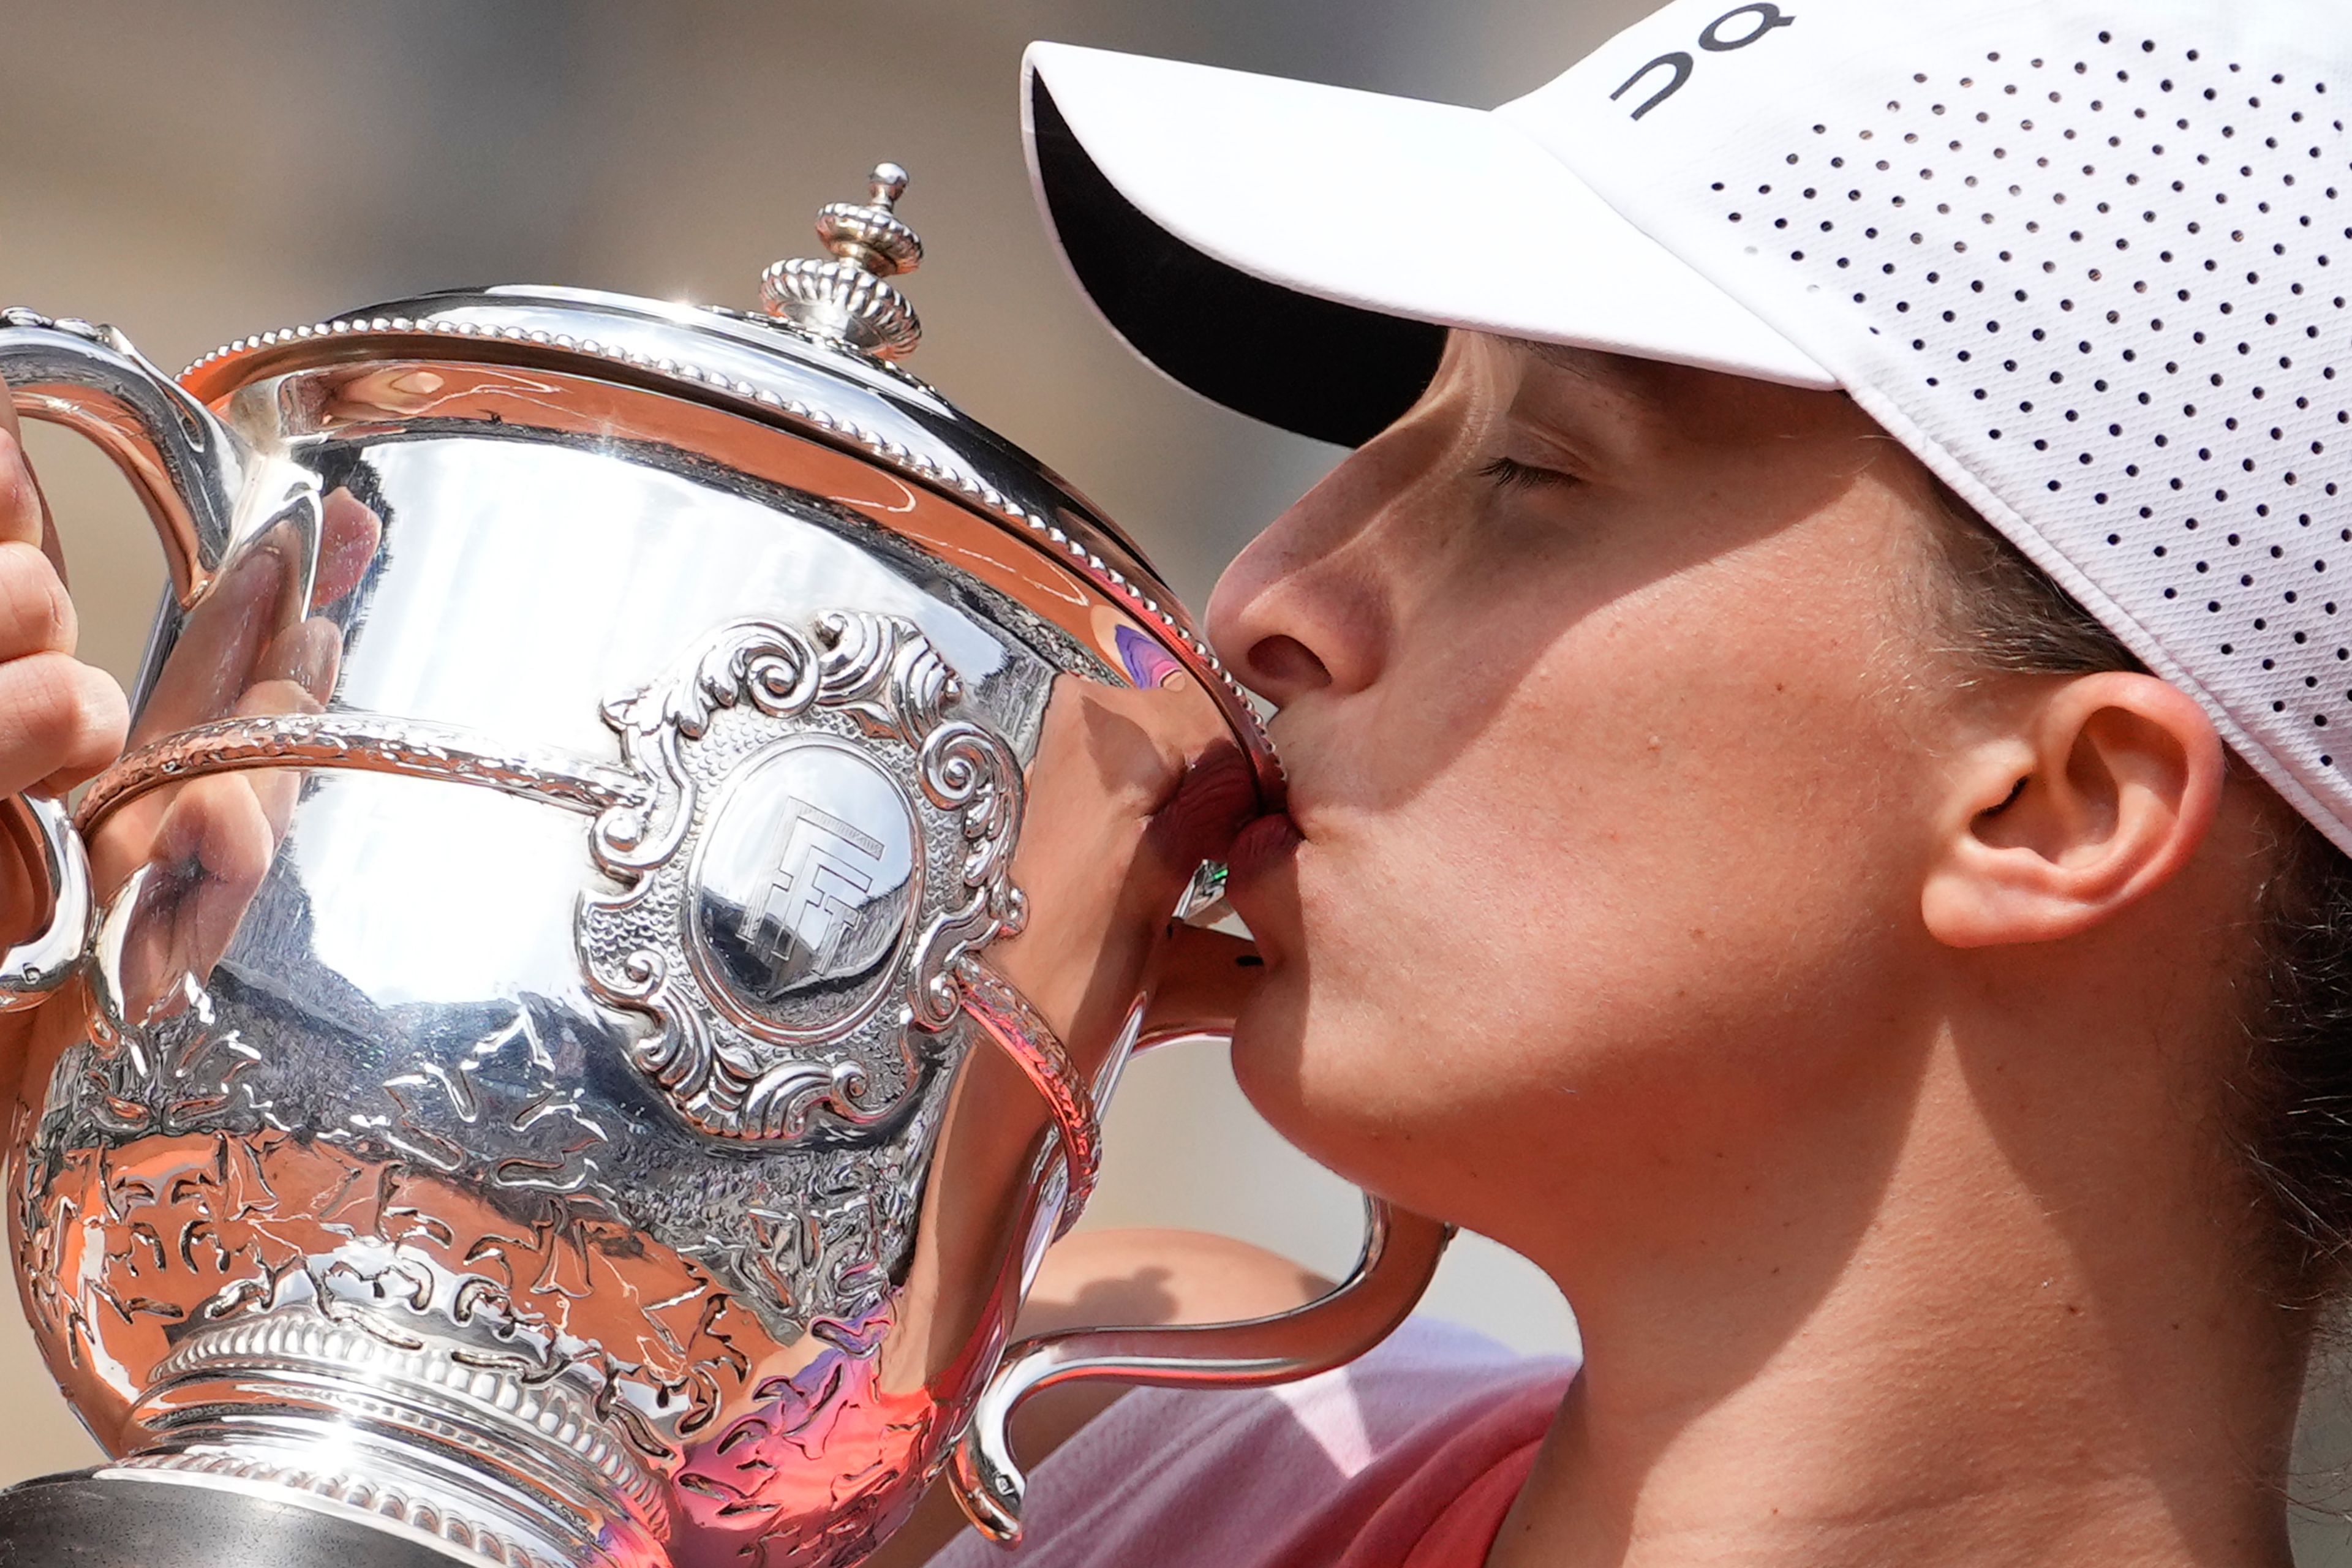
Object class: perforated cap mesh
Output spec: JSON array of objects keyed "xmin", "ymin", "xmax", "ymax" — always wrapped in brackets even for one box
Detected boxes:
[{"xmin": 1499, "ymin": 0, "xmax": 2352, "ymax": 853}]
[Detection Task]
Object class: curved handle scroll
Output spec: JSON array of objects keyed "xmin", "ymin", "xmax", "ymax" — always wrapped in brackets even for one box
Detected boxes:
[
  {"xmin": 0, "ymin": 307, "xmax": 238, "ymax": 608},
  {"xmin": 946, "ymin": 1025, "xmax": 1455, "ymax": 1544}
]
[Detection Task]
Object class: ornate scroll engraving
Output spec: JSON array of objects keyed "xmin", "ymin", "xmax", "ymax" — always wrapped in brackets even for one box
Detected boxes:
[{"xmin": 579, "ymin": 611, "xmax": 1026, "ymax": 1142}]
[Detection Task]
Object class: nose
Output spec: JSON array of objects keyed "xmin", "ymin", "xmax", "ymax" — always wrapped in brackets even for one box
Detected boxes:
[{"xmin": 1204, "ymin": 439, "xmax": 1408, "ymax": 709}]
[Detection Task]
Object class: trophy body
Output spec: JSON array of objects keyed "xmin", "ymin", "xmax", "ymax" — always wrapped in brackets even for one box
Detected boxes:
[{"xmin": 0, "ymin": 173, "xmax": 1449, "ymax": 1568}]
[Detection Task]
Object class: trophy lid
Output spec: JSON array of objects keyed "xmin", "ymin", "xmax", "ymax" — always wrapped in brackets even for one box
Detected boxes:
[{"xmin": 169, "ymin": 164, "xmax": 1254, "ymax": 752}]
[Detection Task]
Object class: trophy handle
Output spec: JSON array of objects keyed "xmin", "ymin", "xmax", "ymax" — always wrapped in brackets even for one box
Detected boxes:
[
  {"xmin": 0, "ymin": 309, "xmax": 243, "ymax": 1009},
  {"xmin": 0, "ymin": 795, "xmax": 92, "ymax": 1011},
  {"xmin": 945, "ymin": 1024, "xmax": 1455, "ymax": 1545},
  {"xmin": 0, "ymin": 308, "xmax": 238, "ymax": 608}
]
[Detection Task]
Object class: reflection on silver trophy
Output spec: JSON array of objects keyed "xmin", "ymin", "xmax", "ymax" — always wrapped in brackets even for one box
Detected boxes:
[{"xmin": 0, "ymin": 167, "xmax": 1449, "ymax": 1568}]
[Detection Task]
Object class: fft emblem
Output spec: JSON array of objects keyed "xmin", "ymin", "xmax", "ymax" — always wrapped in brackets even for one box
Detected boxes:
[
  {"xmin": 692, "ymin": 739, "xmax": 920, "ymax": 1028},
  {"xmin": 743, "ymin": 802, "xmax": 888, "ymax": 989}
]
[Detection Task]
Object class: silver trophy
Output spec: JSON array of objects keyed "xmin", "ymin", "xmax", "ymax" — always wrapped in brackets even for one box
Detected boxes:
[{"xmin": 0, "ymin": 165, "xmax": 1449, "ymax": 1567}]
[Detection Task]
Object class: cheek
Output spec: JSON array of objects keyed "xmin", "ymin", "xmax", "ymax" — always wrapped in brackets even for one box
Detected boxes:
[{"xmin": 1231, "ymin": 547, "xmax": 1944, "ymax": 1218}]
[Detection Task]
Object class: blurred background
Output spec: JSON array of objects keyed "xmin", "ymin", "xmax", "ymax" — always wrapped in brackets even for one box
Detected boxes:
[{"xmin": 2, "ymin": 1, "xmax": 2349, "ymax": 1561}]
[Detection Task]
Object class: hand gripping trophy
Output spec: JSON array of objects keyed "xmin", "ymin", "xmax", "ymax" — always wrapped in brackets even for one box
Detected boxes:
[{"xmin": 0, "ymin": 166, "xmax": 1449, "ymax": 1568}]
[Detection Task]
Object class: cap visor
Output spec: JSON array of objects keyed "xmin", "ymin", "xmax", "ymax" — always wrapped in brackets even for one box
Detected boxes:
[{"xmin": 1024, "ymin": 42, "xmax": 1837, "ymax": 445}]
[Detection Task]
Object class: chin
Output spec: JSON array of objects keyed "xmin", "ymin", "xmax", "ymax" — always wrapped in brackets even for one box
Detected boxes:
[
  {"xmin": 1225, "ymin": 971, "xmax": 1438, "ymax": 1205},
  {"xmin": 1224, "ymin": 967, "xmax": 1328, "ymax": 1147}
]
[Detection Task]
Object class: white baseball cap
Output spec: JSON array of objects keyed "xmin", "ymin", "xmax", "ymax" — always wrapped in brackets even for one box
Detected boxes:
[{"xmin": 1023, "ymin": 0, "xmax": 2352, "ymax": 856}]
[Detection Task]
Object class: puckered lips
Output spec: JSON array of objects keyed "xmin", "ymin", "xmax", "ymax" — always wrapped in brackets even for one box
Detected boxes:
[{"xmin": 1223, "ymin": 809, "xmax": 1303, "ymax": 889}]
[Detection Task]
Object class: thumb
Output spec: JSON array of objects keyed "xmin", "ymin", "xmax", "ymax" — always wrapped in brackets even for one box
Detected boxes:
[{"xmin": 0, "ymin": 372, "xmax": 64, "ymax": 580}]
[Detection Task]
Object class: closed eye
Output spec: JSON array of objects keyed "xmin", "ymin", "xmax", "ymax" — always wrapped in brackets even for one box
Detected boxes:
[{"xmin": 1477, "ymin": 456, "xmax": 1580, "ymax": 494}]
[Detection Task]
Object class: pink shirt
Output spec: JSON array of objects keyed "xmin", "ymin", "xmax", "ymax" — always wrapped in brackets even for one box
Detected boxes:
[{"xmin": 930, "ymin": 1319, "xmax": 1577, "ymax": 1568}]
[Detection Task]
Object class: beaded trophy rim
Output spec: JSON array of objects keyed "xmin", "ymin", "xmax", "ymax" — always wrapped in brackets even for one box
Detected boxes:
[{"xmin": 168, "ymin": 295, "xmax": 1276, "ymax": 784}]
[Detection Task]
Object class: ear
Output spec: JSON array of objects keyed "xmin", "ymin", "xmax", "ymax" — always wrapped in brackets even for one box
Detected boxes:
[{"xmin": 1920, "ymin": 672, "xmax": 2226, "ymax": 948}]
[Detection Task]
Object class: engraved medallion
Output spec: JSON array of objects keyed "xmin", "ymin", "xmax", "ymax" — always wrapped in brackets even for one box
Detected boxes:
[
  {"xmin": 688, "ymin": 737, "xmax": 919, "ymax": 1041},
  {"xmin": 576, "ymin": 611, "xmax": 1027, "ymax": 1142}
]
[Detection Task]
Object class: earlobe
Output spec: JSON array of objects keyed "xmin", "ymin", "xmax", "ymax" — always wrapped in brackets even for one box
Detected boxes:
[{"xmin": 1920, "ymin": 673, "xmax": 2225, "ymax": 949}]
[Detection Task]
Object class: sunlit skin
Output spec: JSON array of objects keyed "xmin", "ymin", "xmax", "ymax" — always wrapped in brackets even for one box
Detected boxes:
[
  {"xmin": 0, "ymin": 398, "xmax": 126, "ymax": 802},
  {"xmin": 884, "ymin": 330, "xmax": 2314, "ymax": 1566},
  {"xmin": 1199, "ymin": 331, "xmax": 2304, "ymax": 1568},
  {"xmin": 0, "ymin": 387, "xmax": 127, "ymax": 1033}
]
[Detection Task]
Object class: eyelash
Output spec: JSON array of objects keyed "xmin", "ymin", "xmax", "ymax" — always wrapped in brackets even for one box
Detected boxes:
[{"xmin": 1477, "ymin": 456, "xmax": 1578, "ymax": 494}]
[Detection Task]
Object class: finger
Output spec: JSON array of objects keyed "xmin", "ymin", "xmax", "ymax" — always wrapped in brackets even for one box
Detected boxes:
[
  {"xmin": 0, "ymin": 376, "xmax": 59, "ymax": 576},
  {"xmin": 231, "ymin": 763, "xmax": 302, "ymax": 845},
  {"xmin": 0, "ymin": 542, "xmax": 77, "ymax": 663},
  {"xmin": 314, "ymin": 489, "xmax": 383, "ymax": 609},
  {"xmin": 0, "ymin": 801, "xmax": 37, "ymax": 946},
  {"xmin": 126, "ymin": 544, "xmax": 285, "ymax": 743},
  {"xmin": 118, "ymin": 774, "xmax": 274, "ymax": 1020},
  {"xmin": 160, "ymin": 774, "xmax": 274, "ymax": 987},
  {"xmin": 0, "ymin": 652, "xmax": 127, "ymax": 798},
  {"xmin": 0, "ymin": 801, "xmax": 50, "ymax": 992},
  {"xmin": 85, "ymin": 659, "xmax": 322, "ymax": 897},
  {"xmin": 252, "ymin": 616, "xmax": 342, "ymax": 707},
  {"xmin": 232, "ymin": 677, "xmax": 324, "ymax": 839},
  {"xmin": 153, "ymin": 772, "xmax": 276, "ymax": 913},
  {"xmin": 0, "ymin": 426, "xmax": 43, "ymax": 554}
]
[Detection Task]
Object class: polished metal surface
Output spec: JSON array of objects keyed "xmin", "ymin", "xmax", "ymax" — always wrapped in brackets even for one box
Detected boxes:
[
  {"xmin": 760, "ymin": 164, "xmax": 926, "ymax": 360},
  {"xmin": 952, "ymin": 1178, "xmax": 1438, "ymax": 1543},
  {"xmin": 952, "ymin": 956, "xmax": 1099, "ymax": 1224},
  {"xmin": 0, "ymin": 797, "xmax": 92, "ymax": 1012},
  {"xmin": 0, "ymin": 306, "xmax": 235, "ymax": 603},
  {"xmin": 0, "ymin": 166, "xmax": 1448, "ymax": 1567},
  {"xmin": 0, "ymin": 1470, "xmax": 484, "ymax": 1568},
  {"xmin": 576, "ymin": 610, "xmax": 1028, "ymax": 1144}
]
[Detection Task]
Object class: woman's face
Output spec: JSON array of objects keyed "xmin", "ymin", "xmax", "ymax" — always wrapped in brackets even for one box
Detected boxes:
[{"xmin": 1205, "ymin": 332, "xmax": 1977, "ymax": 1265}]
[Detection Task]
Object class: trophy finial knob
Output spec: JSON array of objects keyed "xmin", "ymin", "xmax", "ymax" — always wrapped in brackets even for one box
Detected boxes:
[
  {"xmin": 760, "ymin": 160, "xmax": 925, "ymax": 360},
  {"xmin": 865, "ymin": 162, "xmax": 911, "ymax": 218}
]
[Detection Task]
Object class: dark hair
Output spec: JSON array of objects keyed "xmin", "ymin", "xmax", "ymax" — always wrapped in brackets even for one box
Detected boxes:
[{"xmin": 1923, "ymin": 478, "xmax": 2352, "ymax": 1302}]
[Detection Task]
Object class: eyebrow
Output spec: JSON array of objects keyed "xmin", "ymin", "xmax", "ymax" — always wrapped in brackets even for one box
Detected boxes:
[
  {"xmin": 1512, "ymin": 337, "xmax": 1590, "ymax": 372},
  {"xmin": 1502, "ymin": 337, "xmax": 1675, "ymax": 445},
  {"xmin": 1508, "ymin": 336, "xmax": 1656, "ymax": 402}
]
